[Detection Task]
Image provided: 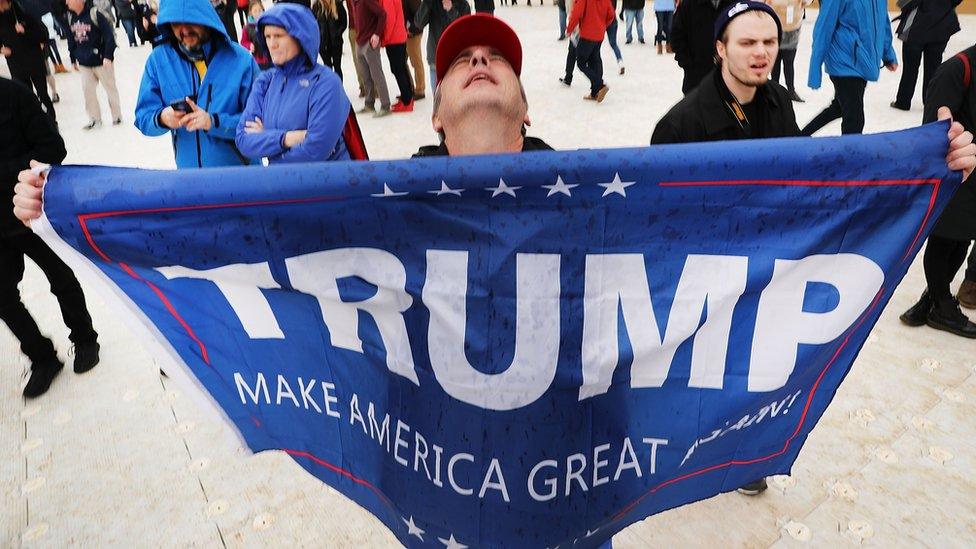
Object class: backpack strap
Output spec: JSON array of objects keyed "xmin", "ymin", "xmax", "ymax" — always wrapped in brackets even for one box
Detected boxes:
[{"xmin": 955, "ymin": 52, "xmax": 971, "ymax": 88}]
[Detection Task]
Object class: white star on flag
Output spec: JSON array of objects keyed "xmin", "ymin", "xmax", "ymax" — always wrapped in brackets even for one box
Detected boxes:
[
  {"xmin": 428, "ymin": 181, "xmax": 463, "ymax": 196},
  {"xmin": 402, "ymin": 516, "xmax": 425, "ymax": 541},
  {"xmin": 585, "ymin": 528, "xmax": 600, "ymax": 537},
  {"xmin": 598, "ymin": 173, "xmax": 636, "ymax": 197},
  {"xmin": 371, "ymin": 183, "xmax": 408, "ymax": 198},
  {"xmin": 438, "ymin": 534, "xmax": 468, "ymax": 549},
  {"xmin": 485, "ymin": 178, "xmax": 522, "ymax": 197},
  {"xmin": 542, "ymin": 175, "xmax": 579, "ymax": 197}
]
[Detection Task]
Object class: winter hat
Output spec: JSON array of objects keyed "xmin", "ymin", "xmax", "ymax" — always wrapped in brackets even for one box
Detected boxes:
[{"xmin": 713, "ymin": 1, "xmax": 782, "ymax": 42}]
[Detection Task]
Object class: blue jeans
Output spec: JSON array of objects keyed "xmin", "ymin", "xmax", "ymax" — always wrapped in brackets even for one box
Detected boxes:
[
  {"xmin": 623, "ymin": 9, "xmax": 644, "ymax": 42},
  {"xmin": 605, "ymin": 20, "xmax": 622, "ymax": 62},
  {"xmin": 120, "ymin": 17, "xmax": 139, "ymax": 46},
  {"xmin": 558, "ymin": 7, "xmax": 567, "ymax": 38},
  {"xmin": 429, "ymin": 63, "xmax": 437, "ymax": 92}
]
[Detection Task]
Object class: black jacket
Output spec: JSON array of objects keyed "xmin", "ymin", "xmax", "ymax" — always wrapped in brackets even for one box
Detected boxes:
[
  {"xmin": 0, "ymin": 77, "xmax": 66, "ymax": 236},
  {"xmin": 0, "ymin": 2, "xmax": 48, "ymax": 71},
  {"xmin": 415, "ymin": 0, "xmax": 470, "ymax": 61},
  {"xmin": 113, "ymin": 0, "xmax": 138, "ymax": 20},
  {"xmin": 621, "ymin": 0, "xmax": 643, "ymax": 10},
  {"xmin": 66, "ymin": 4, "xmax": 116, "ymax": 66},
  {"xmin": 897, "ymin": 0, "xmax": 961, "ymax": 45},
  {"xmin": 473, "ymin": 0, "xmax": 494, "ymax": 13},
  {"xmin": 651, "ymin": 69, "xmax": 800, "ymax": 144},
  {"xmin": 413, "ymin": 136, "xmax": 553, "ymax": 157},
  {"xmin": 671, "ymin": 0, "xmax": 729, "ymax": 94},
  {"xmin": 926, "ymin": 45, "xmax": 976, "ymax": 240},
  {"xmin": 314, "ymin": 0, "xmax": 347, "ymax": 60}
]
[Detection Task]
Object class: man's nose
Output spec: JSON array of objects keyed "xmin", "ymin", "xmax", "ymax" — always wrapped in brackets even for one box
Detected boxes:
[{"xmin": 468, "ymin": 49, "xmax": 490, "ymax": 68}]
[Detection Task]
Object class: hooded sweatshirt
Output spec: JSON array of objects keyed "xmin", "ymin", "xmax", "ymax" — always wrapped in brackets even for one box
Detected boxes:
[
  {"xmin": 807, "ymin": 0, "xmax": 897, "ymax": 89},
  {"xmin": 235, "ymin": 3, "xmax": 351, "ymax": 163},
  {"xmin": 134, "ymin": 0, "xmax": 260, "ymax": 168}
]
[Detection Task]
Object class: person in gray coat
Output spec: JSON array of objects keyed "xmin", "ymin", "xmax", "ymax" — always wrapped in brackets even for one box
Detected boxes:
[{"xmin": 414, "ymin": 0, "xmax": 470, "ymax": 90}]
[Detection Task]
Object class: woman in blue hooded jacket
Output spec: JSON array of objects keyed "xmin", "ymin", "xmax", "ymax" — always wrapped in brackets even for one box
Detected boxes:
[
  {"xmin": 801, "ymin": 0, "xmax": 898, "ymax": 136},
  {"xmin": 236, "ymin": 3, "xmax": 351, "ymax": 163}
]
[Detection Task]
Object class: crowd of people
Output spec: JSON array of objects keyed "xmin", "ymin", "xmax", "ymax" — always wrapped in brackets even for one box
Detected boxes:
[{"xmin": 2, "ymin": 0, "xmax": 976, "ymax": 460}]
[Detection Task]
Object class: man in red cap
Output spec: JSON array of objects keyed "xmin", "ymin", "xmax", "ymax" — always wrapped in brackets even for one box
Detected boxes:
[{"xmin": 413, "ymin": 14, "xmax": 552, "ymax": 156}]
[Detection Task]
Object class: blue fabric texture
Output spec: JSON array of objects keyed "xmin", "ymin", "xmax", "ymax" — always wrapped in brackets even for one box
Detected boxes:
[
  {"xmin": 808, "ymin": 0, "xmax": 898, "ymax": 89},
  {"xmin": 134, "ymin": 0, "xmax": 260, "ymax": 168},
  {"xmin": 235, "ymin": 3, "xmax": 351, "ymax": 164}
]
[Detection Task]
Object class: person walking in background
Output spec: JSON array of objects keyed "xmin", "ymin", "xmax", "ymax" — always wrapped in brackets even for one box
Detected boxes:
[
  {"xmin": 803, "ymin": 0, "xmax": 897, "ymax": 136},
  {"xmin": 0, "ymin": 0, "xmax": 57, "ymax": 121},
  {"xmin": 402, "ymin": 0, "xmax": 426, "ymax": 99},
  {"xmin": 312, "ymin": 0, "xmax": 346, "ymax": 79},
  {"xmin": 770, "ymin": 0, "xmax": 808, "ymax": 102},
  {"xmin": 473, "ymin": 0, "xmax": 493, "ymax": 14},
  {"xmin": 381, "ymin": 0, "xmax": 413, "ymax": 112},
  {"xmin": 414, "ymin": 0, "xmax": 469, "ymax": 90},
  {"xmin": 136, "ymin": 0, "xmax": 157, "ymax": 44},
  {"xmin": 237, "ymin": 3, "xmax": 353, "ymax": 162},
  {"xmin": 890, "ymin": 0, "xmax": 961, "ymax": 111},
  {"xmin": 653, "ymin": 0, "xmax": 673, "ymax": 54},
  {"xmin": 1, "ymin": 77, "xmax": 100, "ymax": 398},
  {"xmin": 621, "ymin": 0, "xmax": 643, "ymax": 45},
  {"xmin": 115, "ymin": 0, "xmax": 141, "ymax": 46},
  {"xmin": 235, "ymin": 0, "xmax": 247, "ymax": 27},
  {"xmin": 671, "ymin": 0, "xmax": 727, "ymax": 93},
  {"xmin": 566, "ymin": 0, "xmax": 615, "ymax": 102},
  {"xmin": 557, "ymin": 0, "xmax": 567, "ymax": 40},
  {"xmin": 605, "ymin": 0, "xmax": 624, "ymax": 75},
  {"xmin": 66, "ymin": 0, "xmax": 122, "ymax": 129},
  {"xmin": 347, "ymin": 0, "xmax": 365, "ymax": 97},
  {"xmin": 40, "ymin": 5, "xmax": 68, "ymax": 73},
  {"xmin": 351, "ymin": 0, "xmax": 391, "ymax": 116},
  {"xmin": 241, "ymin": 0, "xmax": 271, "ymax": 68}
]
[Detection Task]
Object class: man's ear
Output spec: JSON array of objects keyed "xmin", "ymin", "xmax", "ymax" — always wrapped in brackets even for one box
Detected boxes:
[
  {"xmin": 524, "ymin": 114, "xmax": 532, "ymax": 128},
  {"xmin": 715, "ymin": 40, "xmax": 726, "ymax": 63},
  {"xmin": 432, "ymin": 114, "xmax": 443, "ymax": 133}
]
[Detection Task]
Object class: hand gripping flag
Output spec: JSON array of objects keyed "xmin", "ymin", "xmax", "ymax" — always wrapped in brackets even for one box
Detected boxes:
[{"xmin": 36, "ymin": 123, "xmax": 961, "ymax": 547}]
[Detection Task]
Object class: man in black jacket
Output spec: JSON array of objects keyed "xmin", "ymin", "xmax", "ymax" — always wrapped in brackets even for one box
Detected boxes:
[
  {"xmin": 66, "ymin": 0, "xmax": 122, "ymax": 129},
  {"xmin": 0, "ymin": 0, "xmax": 57, "ymax": 121},
  {"xmin": 413, "ymin": 14, "xmax": 551, "ymax": 157},
  {"xmin": 891, "ymin": 0, "xmax": 962, "ymax": 111},
  {"xmin": 671, "ymin": 0, "xmax": 729, "ymax": 94},
  {"xmin": 1, "ymin": 77, "xmax": 99, "ymax": 398}
]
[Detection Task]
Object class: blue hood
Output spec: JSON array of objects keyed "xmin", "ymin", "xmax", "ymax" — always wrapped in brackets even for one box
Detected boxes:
[
  {"xmin": 257, "ymin": 3, "xmax": 320, "ymax": 67},
  {"xmin": 157, "ymin": 0, "xmax": 232, "ymax": 43}
]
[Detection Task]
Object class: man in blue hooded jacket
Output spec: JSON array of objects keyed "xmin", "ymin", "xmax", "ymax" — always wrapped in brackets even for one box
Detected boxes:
[
  {"xmin": 236, "ymin": 3, "xmax": 351, "ymax": 163},
  {"xmin": 134, "ymin": 0, "xmax": 260, "ymax": 168},
  {"xmin": 801, "ymin": 0, "xmax": 898, "ymax": 135}
]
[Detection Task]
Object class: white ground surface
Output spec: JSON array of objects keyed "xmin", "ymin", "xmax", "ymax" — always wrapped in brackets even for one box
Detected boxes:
[{"xmin": 2, "ymin": 5, "xmax": 976, "ymax": 547}]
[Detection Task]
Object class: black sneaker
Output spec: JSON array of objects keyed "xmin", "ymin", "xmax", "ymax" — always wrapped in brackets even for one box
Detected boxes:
[
  {"xmin": 890, "ymin": 101, "xmax": 910, "ymax": 111},
  {"xmin": 73, "ymin": 341, "xmax": 100, "ymax": 373},
  {"xmin": 559, "ymin": 76, "xmax": 571, "ymax": 87},
  {"xmin": 927, "ymin": 298, "xmax": 976, "ymax": 338},
  {"xmin": 23, "ymin": 359, "xmax": 64, "ymax": 398},
  {"xmin": 82, "ymin": 120, "xmax": 101, "ymax": 130},
  {"xmin": 112, "ymin": 118, "xmax": 122, "ymax": 126},
  {"xmin": 638, "ymin": 38, "xmax": 645, "ymax": 44},
  {"xmin": 736, "ymin": 478, "xmax": 768, "ymax": 496},
  {"xmin": 900, "ymin": 291, "xmax": 931, "ymax": 327}
]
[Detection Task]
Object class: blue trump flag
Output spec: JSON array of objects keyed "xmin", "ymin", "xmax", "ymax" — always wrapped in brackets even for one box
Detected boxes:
[{"xmin": 37, "ymin": 123, "xmax": 960, "ymax": 547}]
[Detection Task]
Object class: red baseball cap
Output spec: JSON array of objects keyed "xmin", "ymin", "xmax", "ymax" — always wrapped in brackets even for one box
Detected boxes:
[{"xmin": 435, "ymin": 14, "xmax": 523, "ymax": 84}]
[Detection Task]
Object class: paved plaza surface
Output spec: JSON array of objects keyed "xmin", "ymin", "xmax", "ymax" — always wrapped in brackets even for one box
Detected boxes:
[{"xmin": 2, "ymin": 6, "xmax": 976, "ymax": 547}]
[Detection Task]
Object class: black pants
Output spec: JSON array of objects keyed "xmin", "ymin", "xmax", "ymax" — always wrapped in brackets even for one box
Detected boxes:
[
  {"xmin": 965, "ymin": 243, "xmax": 976, "ymax": 282},
  {"xmin": 385, "ymin": 44, "xmax": 413, "ymax": 105},
  {"xmin": 894, "ymin": 40, "xmax": 947, "ymax": 108},
  {"xmin": 321, "ymin": 47, "xmax": 343, "ymax": 81},
  {"xmin": 923, "ymin": 235, "xmax": 970, "ymax": 301},
  {"xmin": 575, "ymin": 38, "xmax": 604, "ymax": 96},
  {"xmin": 771, "ymin": 48, "xmax": 797, "ymax": 92},
  {"xmin": 46, "ymin": 39, "xmax": 64, "ymax": 65},
  {"xmin": 9, "ymin": 62, "xmax": 56, "ymax": 122},
  {"xmin": 564, "ymin": 40, "xmax": 577, "ymax": 81},
  {"xmin": 0, "ymin": 231, "xmax": 97, "ymax": 364},
  {"xmin": 801, "ymin": 76, "xmax": 866, "ymax": 136}
]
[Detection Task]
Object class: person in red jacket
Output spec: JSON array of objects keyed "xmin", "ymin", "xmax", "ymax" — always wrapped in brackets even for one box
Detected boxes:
[
  {"xmin": 565, "ymin": 0, "xmax": 614, "ymax": 102},
  {"xmin": 381, "ymin": 0, "xmax": 414, "ymax": 112},
  {"xmin": 350, "ymin": 0, "xmax": 391, "ymax": 116}
]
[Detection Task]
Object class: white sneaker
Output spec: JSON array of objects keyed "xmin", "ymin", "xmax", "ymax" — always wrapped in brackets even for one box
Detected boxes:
[{"xmin": 617, "ymin": 60, "xmax": 625, "ymax": 75}]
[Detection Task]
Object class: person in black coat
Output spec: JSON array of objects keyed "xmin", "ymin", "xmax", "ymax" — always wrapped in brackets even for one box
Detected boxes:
[
  {"xmin": 670, "ymin": 0, "xmax": 730, "ymax": 94},
  {"xmin": 114, "ymin": 0, "xmax": 141, "ymax": 46},
  {"xmin": 0, "ymin": 0, "xmax": 56, "ymax": 121},
  {"xmin": 900, "ymin": 44, "xmax": 976, "ymax": 337},
  {"xmin": 1, "ymin": 77, "xmax": 100, "ymax": 398},
  {"xmin": 473, "ymin": 0, "xmax": 492, "ymax": 14},
  {"xmin": 891, "ymin": 0, "xmax": 961, "ymax": 110},
  {"xmin": 312, "ymin": 0, "xmax": 347, "ymax": 80}
]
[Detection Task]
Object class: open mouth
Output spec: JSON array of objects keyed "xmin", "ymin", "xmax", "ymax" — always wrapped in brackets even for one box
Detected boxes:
[{"xmin": 464, "ymin": 70, "xmax": 496, "ymax": 88}]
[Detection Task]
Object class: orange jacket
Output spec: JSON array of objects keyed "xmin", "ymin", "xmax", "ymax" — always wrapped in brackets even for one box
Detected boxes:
[{"xmin": 566, "ymin": 0, "xmax": 615, "ymax": 42}]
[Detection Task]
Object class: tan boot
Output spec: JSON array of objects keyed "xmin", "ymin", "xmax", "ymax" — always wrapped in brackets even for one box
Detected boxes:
[
  {"xmin": 54, "ymin": 63, "xmax": 68, "ymax": 73},
  {"xmin": 666, "ymin": 42, "xmax": 673, "ymax": 54},
  {"xmin": 656, "ymin": 42, "xmax": 663, "ymax": 55},
  {"xmin": 958, "ymin": 279, "xmax": 976, "ymax": 309}
]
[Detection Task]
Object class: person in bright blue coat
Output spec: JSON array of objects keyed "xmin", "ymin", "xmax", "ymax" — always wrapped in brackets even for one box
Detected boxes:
[
  {"xmin": 134, "ymin": 0, "xmax": 260, "ymax": 168},
  {"xmin": 801, "ymin": 0, "xmax": 898, "ymax": 135},
  {"xmin": 236, "ymin": 3, "xmax": 351, "ymax": 164}
]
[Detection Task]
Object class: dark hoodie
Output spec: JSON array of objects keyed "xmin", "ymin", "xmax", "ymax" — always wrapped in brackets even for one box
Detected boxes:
[{"xmin": 235, "ymin": 2, "xmax": 351, "ymax": 163}]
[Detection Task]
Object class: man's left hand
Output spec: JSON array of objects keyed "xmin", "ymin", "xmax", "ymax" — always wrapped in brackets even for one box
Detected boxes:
[
  {"xmin": 103, "ymin": 58, "xmax": 113, "ymax": 66},
  {"xmin": 885, "ymin": 62, "xmax": 898, "ymax": 72},
  {"xmin": 14, "ymin": 23, "xmax": 24, "ymax": 34},
  {"xmin": 181, "ymin": 98, "xmax": 212, "ymax": 132},
  {"xmin": 940, "ymin": 106, "xmax": 976, "ymax": 181}
]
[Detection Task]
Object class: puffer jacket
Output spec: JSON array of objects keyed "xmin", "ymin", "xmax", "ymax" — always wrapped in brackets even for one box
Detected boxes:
[
  {"xmin": 134, "ymin": 0, "xmax": 260, "ymax": 168},
  {"xmin": 808, "ymin": 0, "xmax": 897, "ymax": 89},
  {"xmin": 235, "ymin": 3, "xmax": 351, "ymax": 163}
]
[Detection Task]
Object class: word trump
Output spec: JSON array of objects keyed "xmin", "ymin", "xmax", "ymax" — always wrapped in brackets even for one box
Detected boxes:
[{"xmin": 157, "ymin": 248, "xmax": 883, "ymax": 410}]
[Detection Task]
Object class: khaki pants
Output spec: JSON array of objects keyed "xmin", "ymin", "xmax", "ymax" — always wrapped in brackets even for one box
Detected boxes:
[
  {"xmin": 354, "ymin": 41, "xmax": 390, "ymax": 110},
  {"xmin": 79, "ymin": 64, "xmax": 121, "ymax": 122},
  {"xmin": 348, "ymin": 29, "xmax": 366, "ymax": 95},
  {"xmin": 406, "ymin": 32, "xmax": 425, "ymax": 97}
]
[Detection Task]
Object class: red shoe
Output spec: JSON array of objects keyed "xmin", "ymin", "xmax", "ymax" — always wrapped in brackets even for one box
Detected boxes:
[{"xmin": 391, "ymin": 100, "xmax": 414, "ymax": 113}]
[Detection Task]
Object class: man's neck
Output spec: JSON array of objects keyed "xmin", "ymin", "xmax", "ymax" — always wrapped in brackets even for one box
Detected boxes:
[
  {"xmin": 442, "ymin": 117, "xmax": 524, "ymax": 156},
  {"xmin": 721, "ymin": 68, "xmax": 758, "ymax": 105}
]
